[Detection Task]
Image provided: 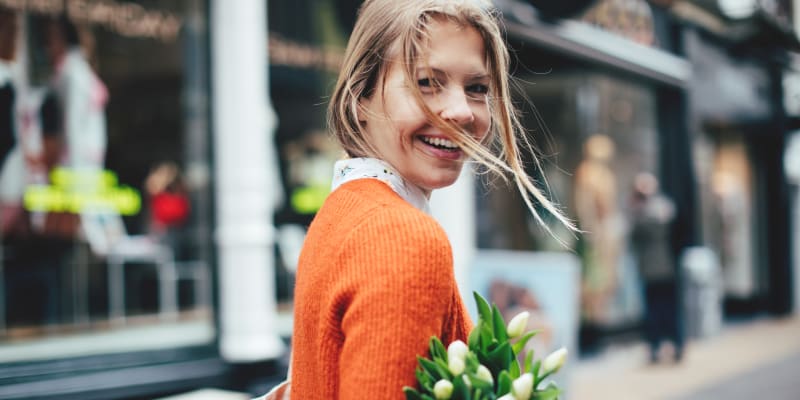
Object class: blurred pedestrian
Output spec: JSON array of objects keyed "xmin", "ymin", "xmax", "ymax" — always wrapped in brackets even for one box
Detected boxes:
[
  {"xmin": 145, "ymin": 161, "xmax": 190, "ymax": 236},
  {"xmin": 629, "ymin": 172, "xmax": 684, "ymax": 363},
  {"xmin": 281, "ymin": 1, "xmax": 577, "ymax": 399}
]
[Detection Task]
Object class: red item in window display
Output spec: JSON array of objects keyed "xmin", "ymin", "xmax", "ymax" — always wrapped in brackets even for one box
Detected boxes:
[{"xmin": 151, "ymin": 192, "xmax": 190, "ymax": 226}]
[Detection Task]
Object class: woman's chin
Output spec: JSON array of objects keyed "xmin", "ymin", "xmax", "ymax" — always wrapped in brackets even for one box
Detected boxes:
[{"xmin": 414, "ymin": 171, "xmax": 463, "ymax": 193}]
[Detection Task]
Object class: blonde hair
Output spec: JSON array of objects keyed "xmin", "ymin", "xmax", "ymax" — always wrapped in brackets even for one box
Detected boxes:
[{"xmin": 328, "ymin": 0, "xmax": 575, "ymax": 235}]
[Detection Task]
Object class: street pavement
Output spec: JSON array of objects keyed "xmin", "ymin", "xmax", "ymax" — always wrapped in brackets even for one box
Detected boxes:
[
  {"xmin": 163, "ymin": 315, "xmax": 800, "ymax": 399},
  {"xmin": 568, "ymin": 315, "xmax": 800, "ymax": 400}
]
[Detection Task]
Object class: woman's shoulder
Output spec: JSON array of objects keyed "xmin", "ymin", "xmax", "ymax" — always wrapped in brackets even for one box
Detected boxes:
[
  {"xmin": 320, "ymin": 179, "xmax": 439, "ymax": 230},
  {"xmin": 315, "ymin": 179, "xmax": 452, "ymax": 268}
]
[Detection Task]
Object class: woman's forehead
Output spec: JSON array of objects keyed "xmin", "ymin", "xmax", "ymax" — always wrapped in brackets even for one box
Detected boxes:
[{"xmin": 384, "ymin": 22, "xmax": 489, "ymax": 73}]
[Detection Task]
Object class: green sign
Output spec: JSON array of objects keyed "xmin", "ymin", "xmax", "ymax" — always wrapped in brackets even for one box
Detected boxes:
[{"xmin": 24, "ymin": 167, "xmax": 142, "ymax": 215}]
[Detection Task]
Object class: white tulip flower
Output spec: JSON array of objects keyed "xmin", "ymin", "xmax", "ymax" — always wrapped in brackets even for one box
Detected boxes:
[
  {"xmin": 433, "ymin": 379, "xmax": 453, "ymax": 400},
  {"xmin": 511, "ymin": 373, "xmax": 534, "ymax": 400},
  {"xmin": 475, "ymin": 364, "xmax": 493, "ymax": 385},
  {"xmin": 448, "ymin": 355, "xmax": 465, "ymax": 376},
  {"xmin": 497, "ymin": 394, "xmax": 516, "ymax": 400},
  {"xmin": 506, "ymin": 311, "xmax": 530, "ymax": 338},
  {"xmin": 462, "ymin": 375, "xmax": 472, "ymax": 389},
  {"xmin": 447, "ymin": 340, "xmax": 469, "ymax": 361},
  {"xmin": 542, "ymin": 347, "xmax": 568, "ymax": 375}
]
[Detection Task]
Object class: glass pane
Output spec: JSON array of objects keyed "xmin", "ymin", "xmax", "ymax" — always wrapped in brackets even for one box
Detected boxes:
[
  {"xmin": 477, "ymin": 70, "xmax": 658, "ymax": 327},
  {"xmin": 0, "ymin": 0, "xmax": 214, "ymax": 361}
]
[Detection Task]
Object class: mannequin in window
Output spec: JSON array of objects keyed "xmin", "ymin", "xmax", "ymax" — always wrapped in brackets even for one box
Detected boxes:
[
  {"xmin": 43, "ymin": 15, "xmax": 108, "ymax": 175},
  {"xmin": 573, "ymin": 133, "xmax": 624, "ymax": 323}
]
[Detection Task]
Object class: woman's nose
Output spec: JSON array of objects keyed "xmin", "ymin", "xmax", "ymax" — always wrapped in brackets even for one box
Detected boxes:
[{"xmin": 439, "ymin": 90, "xmax": 475, "ymax": 125}]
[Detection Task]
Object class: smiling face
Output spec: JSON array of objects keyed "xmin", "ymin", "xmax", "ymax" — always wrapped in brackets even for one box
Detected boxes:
[{"xmin": 359, "ymin": 19, "xmax": 491, "ymax": 197}]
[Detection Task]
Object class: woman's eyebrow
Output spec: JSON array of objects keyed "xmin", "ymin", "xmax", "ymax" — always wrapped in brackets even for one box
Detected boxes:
[{"xmin": 415, "ymin": 67, "xmax": 489, "ymax": 80}]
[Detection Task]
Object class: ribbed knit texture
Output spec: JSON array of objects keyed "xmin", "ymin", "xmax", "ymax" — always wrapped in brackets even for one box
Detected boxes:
[{"xmin": 291, "ymin": 179, "xmax": 472, "ymax": 399}]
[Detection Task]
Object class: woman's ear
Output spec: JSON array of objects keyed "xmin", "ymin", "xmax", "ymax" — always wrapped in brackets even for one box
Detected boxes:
[
  {"xmin": 356, "ymin": 101, "xmax": 367, "ymax": 125},
  {"xmin": 358, "ymin": 94, "xmax": 380, "ymax": 126}
]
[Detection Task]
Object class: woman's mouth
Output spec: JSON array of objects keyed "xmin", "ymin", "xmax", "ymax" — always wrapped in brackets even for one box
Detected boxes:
[
  {"xmin": 417, "ymin": 135, "xmax": 463, "ymax": 160},
  {"xmin": 420, "ymin": 136, "xmax": 459, "ymax": 151}
]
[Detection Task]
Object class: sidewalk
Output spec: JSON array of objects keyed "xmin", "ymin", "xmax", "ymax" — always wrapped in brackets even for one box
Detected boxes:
[{"xmin": 568, "ymin": 315, "xmax": 800, "ymax": 400}]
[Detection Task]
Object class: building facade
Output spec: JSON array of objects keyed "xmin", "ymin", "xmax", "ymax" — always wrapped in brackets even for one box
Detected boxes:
[{"xmin": 0, "ymin": 0, "xmax": 796, "ymax": 398}]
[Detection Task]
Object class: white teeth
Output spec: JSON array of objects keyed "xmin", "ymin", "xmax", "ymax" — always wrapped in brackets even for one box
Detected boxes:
[{"xmin": 422, "ymin": 136, "xmax": 458, "ymax": 149}]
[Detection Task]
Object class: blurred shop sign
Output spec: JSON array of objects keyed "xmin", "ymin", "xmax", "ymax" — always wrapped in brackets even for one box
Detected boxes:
[
  {"xmin": 23, "ymin": 167, "xmax": 142, "ymax": 215},
  {"xmin": 580, "ymin": 0, "xmax": 657, "ymax": 46},
  {"xmin": 0, "ymin": 0, "xmax": 182, "ymax": 42},
  {"xmin": 686, "ymin": 31, "xmax": 771, "ymax": 121},
  {"xmin": 290, "ymin": 183, "xmax": 329, "ymax": 215},
  {"xmin": 269, "ymin": 34, "xmax": 344, "ymax": 72}
]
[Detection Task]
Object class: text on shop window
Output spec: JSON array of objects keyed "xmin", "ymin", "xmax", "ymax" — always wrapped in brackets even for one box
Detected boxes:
[{"xmin": 23, "ymin": 167, "xmax": 142, "ymax": 215}]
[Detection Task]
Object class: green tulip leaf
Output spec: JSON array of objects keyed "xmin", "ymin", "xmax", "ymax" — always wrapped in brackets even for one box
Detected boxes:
[
  {"xmin": 533, "ymin": 385, "xmax": 561, "ymax": 400},
  {"xmin": 468, "ymin": 324, "xmax": 481, "ymax": 350},
  {"xmin": 524, "ymin": 349, "xmax": 534, "ymax": 374},
  {"xmin": 491, "ymin": 304, "xmax": 508, "ymax": 342},
  {"xmin": 403, "ymin": 387, "xmax": 423, "ymax": 400},
  {"xmin": 508, "ymin": 357, "xmax": 521, "ymax": 379},
  {"xmin": 452, "ymin": 375, "xmax": 471, "ymax": 400},
  {"xmin": 467, "ymin": 373, "xmax": 493, "ymax": 392},
  {"xmin": 532, "ymin": 360, "xmax": 541, "ymax": 387},
  {"xmin": 480, "ymin": 321, "xmax": 494, "ymax": 350},
  {"xmin": 435, "ymin": 358, "xmax": 451, "ymax": 375},
  {"xmin": 465, "ymin": 352, "xmax": 480, "ymax": 372},
  {"xmin": 497, "ymin": 370, "xmax": 512, "ymax": 396},
  {"xmin": 415, "ymin": 368, "xmax": 434, "ymax": 392},
  {"xmin": 431, "ymin": 337, "xmax": 447, "ymax": 361},
  {"xmin": 493, "ymin": 341, "xmax": 514, "ymax": 366},
  {"xmin": 419, "ymin": 357, "xmax": 449, "ymax": 380},
  {"xmin": 512, "ymin": 331, "xmax": 540, "ymax": 356},
  {"xmin": 473, "ymin": 292, "xmax": 492, "ymax": 327}
]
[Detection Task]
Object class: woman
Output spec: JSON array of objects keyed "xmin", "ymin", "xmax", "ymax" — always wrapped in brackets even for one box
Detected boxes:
[{"xmin": 289, "ymin": 1, "xmax": 574, "ymax": 398}]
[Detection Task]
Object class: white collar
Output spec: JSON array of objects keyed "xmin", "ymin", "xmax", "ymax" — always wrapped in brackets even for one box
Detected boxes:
[{"xmin": 331, "ymin": 157, "xmax": 430, "ymax": 213}]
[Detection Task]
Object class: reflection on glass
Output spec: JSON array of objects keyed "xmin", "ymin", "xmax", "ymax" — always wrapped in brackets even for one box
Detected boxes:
[
  {"xmin": 477, "ymin": 71, "xmax": 658, "ymax": 329},
  {"xmin": 0, "ymin": 1, "xmax": 214, "ymax": 362}
]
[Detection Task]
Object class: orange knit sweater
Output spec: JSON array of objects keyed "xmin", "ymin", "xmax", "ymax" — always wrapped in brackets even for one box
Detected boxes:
[{"xmin": 290, "ymin": 179, "xmax": 472, "ymax": 399}]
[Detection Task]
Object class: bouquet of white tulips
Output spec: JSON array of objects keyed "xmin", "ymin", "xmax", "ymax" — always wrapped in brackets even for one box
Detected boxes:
[{"xmin": 403, "ymin": 292, "xmax": 567, "ymax": 400}]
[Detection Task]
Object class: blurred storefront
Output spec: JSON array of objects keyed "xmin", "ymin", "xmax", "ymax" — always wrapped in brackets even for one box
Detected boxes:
[
  {"xmin": 476, "ymin": 0, "xmax": 697, "ymax": 352},
  {"xmin": 676, "ymin": 0, "xmax": 795, "ymax": 317},
  {"xmin": 0, "ymin": 0, "xmax": 221, "ymax": 398},
  {"xmin": 474, "ymin": 0, "xmax": 798, "ymax": 353},
  {"xmin": 0, "ymin": 0, "xmax": 354, "ymax": 398}
]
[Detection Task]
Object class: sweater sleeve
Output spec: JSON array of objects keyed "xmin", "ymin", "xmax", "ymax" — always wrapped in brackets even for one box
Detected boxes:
[{"xmin": 337, "ymin": 208, "xmax": 455, "ymax": 399}]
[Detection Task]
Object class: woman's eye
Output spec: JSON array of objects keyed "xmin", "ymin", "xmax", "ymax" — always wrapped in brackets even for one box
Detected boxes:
[
  {"xmin": 417, "ymin": 78, "xmax": 439, "ymax": 93},
  {"xmin": 467, "ymin": 84, "xmax": 489, "ymax": 95}
]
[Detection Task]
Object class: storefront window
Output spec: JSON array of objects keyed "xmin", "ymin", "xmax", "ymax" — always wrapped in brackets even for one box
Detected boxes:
[
  {"xmin": 0, "ymin": 0, "xmax": 213, "ymax": 361},
  {"xmin": 695, "ymin": 127, "xmax": 758, "ymax": 301},
  {"xmin": 477, "ymin": 67, "xmax": 659, "ymax": 327}
]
